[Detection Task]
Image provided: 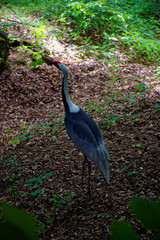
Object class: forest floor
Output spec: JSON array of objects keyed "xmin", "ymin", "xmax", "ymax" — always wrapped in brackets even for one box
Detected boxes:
[{"xmin": 0, "ymin": 12, "xmax": 160, "ymax": 240}]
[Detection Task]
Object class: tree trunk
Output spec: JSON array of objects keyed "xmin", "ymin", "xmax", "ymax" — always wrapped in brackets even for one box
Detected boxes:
[{"xmin": 0, "ymin": 30, "xmax": 10, "ymax": 73}]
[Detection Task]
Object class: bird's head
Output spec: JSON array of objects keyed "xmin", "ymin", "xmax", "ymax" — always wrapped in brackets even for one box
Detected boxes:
[
  {"xmin": 42, "ymin": 56, "xmax": 68, "ymax": 76},
  {"xmin": 53, "ymin": 61, "xmax": 61, "ymax": 69},
  {"xmin": 53, "ymin": 61, "xmax": 68, "ymax": 76}
]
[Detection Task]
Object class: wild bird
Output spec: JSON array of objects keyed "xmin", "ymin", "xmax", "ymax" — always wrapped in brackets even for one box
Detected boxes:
[{"xmin": 43, "ymin": 56, "xmax": 110, "ymax": 190}]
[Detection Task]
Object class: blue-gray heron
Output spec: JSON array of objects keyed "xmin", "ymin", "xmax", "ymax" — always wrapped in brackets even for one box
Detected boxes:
[{"xmin": 53, "ymin": 60, "xmax": 110, "ymax": 190}]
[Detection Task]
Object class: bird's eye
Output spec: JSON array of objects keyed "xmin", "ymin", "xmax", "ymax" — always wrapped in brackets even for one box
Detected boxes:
[{"xmin": 55, "ymin": 61, "xmax": 61, "ymax": 68}]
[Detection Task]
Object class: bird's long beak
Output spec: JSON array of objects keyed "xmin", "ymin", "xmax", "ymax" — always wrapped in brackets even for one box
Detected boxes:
[{"xmin": 42, "ymin": 55, "xmax": 56, "ymax": 65}]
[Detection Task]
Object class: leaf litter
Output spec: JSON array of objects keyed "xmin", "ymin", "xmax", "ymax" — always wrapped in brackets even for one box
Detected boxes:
[{"xmin": 0, "ymin": 18, "xmax": 160, "ymax": 240}]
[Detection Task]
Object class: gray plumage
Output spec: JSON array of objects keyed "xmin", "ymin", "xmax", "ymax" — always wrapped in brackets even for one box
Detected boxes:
[
  {"xmin": 53, "ymin": 61, "xmax": 110, "ymax": 185},
  {"xmin": 65, "ymin": 109, "xmax": 110, "ymax": 183}
]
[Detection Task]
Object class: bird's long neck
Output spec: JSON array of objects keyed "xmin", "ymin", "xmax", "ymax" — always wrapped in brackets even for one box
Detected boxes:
[
  {"xmin": 62, "ymin": 74, "xmax": 70, "ymax": 113},
  {"xmin": 61, "ymin": 65, "xmax": 79, "ymax": 113}
]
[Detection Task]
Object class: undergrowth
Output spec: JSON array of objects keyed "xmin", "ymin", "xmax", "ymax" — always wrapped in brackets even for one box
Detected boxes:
[
  {"xmin": 1, "ymin": 0, "xmax": 160, "ymax": 62},
  {"xmin": 1, "ymin": 196, "xmax": 160, "ymax": 239}
]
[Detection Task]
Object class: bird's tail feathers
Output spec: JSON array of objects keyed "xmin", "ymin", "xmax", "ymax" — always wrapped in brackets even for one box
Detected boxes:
[{"xmin": 93, "ymin": 145, "xmax": 110, "ymax": 184}]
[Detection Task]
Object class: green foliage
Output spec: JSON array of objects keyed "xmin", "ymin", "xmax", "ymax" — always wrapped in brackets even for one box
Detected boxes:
[
  {"xmin": 127, "ymin": 171, "xmax": 139, "ymax": 176},
  {"xmin": 154, "ymin": 66, "xmax": 160, "ymax": 78},
  {"xmin": 1, "ymin": 117, "xmax": 63, "ymax": 145},
  {"xmin": 25, "ymin": 172, "xmax": 53, "ymax": 198},
  {"xmin": 7, "ymin": 185, "xmax": 20, "ymax": 197},
  {"xmin": 11, "ymin": 132, "xmax": 32, "ymax": 144},
  {"xmin": 0, "ymin": 18, "xmax": 16, "ymax": 31},
  {"xmin": 101, "ymin": 212, "xmax": 108, "ymax": 218},
  {"xmin": 29, "ymin": 25, "xmax": 46, "ymax": 45},
  {"xmin": 120, "ymin": 166, "xmax": 129, "ymax": 172},
  {"xmin": 129, "ymin": 197, "xmax": 160, "ymax": 232},
  {"xmin": 0, "ymin": 204, "xmax": 39, "ymax": 240},
  {"xmin": 128, "ymin": 114, "xmax": 141, "ymax": 119},
  {"xmin": 84, "ymin": 80, "xmax": 149, "ymax": 128},
  {"xmin": 120, "ymin": 166, "xmax": 139, "ymax": 176},
  {"xmin": 30, "ymin": 52, "xmax": 44, "ymax": 69},
  {"xmin": 153, "ymin": 103, "xmax": 160, "ymax": 110},
  {"xmin": 58, "ymin": 0, "xmax": 160, "ymax": 61},
  {"xmin": 111, "ymin": 197, "xmax": 160, "ymax": 240},
  {"xmin": 3, "ymin": 172, "xmax": 22, "ymax": 183},
  {"xmin": 20, "ymin": 25, "xmax": 46, "ymax": 68},
  {"xmin": 134, "ymin": 82, "xmax": 146, "ymax": 91},
  {"xmin": 50, "ymin": 191, "xmax": 75, "ymax": 210},
  {"xmin": 120, "ymin": 32, "xmax": 160, "ymax": 61},
  {"xmin": 1, "ymin": 0, "xmax": 159, "ymax": 61},
  {"xmin": 1, "ymin": 155, "xmax": 17, "ymax": 167},
  {"xmin": 111, "ymin": 220, "xmax": 137, "ymax": 240},
  {"xmin": 103, "ymin": 114, "xmax": 120, "ymax": 127},
  {"xmin": 60, "ymin": 1, "xmax": 127, "ymax": 35}
]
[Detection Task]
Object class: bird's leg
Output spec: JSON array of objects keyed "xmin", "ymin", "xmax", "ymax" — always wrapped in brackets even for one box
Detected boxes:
[
  {"xmin": 82, "ymin": 154, "xmax": 91, "ymax": 192},
  {"xmin": 87, "ymin": 160, "xmax": 91, "ymax": 192},
  {"xmin": 81, "ymin": 155, "xmax": 86, "ymax": 186}
]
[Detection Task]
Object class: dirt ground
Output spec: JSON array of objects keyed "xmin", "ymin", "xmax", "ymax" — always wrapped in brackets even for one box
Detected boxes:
[{"xmin": 0, "ymin": 21, "xmax": 160, "ymax": 240}]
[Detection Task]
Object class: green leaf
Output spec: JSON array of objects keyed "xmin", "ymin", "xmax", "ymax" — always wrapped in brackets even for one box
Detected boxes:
[
  {"xmin": 50, "ymin": 136, "xmax": 56, "ymax": 141},
  {"xmin": 127, "ymin": 171, "xmax": 139, "ymax": 175},
  {"xmin": 129, "ymin": 114, "xmax": 141, "ymax": 118},
  {"xmin": 111, "ymin": 220, "xmax": 138, "ymax": 240},
  {"xmin": 109, "ymin": 36, "xmax": 118, "ymax": 41},
  {"xmin": 26, "ymin": 177, "xmax": 38, "ymax": 184},
  {"xmin": 2, "ymin": 129, "xmax": 14, "ymax": 133},
  {"xmin": 0, "ymin": 204, "xmax": 39, "ymax": 240},
  {"xmin": 0, "ymin": 221, "xmax": 27, "ymax": 240},
  {"xmin": 101, "ymin": 212, "xmax": 108, "ymax": 218},
  {"xmin": 38, "ymin": 25, "xmax": 46, "ymax": 31},
  {"xmin": 39, "ymin": 223, "xmax": 45, "ymax": 229},
  {"xmin": 120, "ymin": 166, "xmax": 129, "ymax": 172},
  {"xmin": 30, "ymin": 62, "xmax": 36, "ymax": 68},
  {"xmin": 11, "ymin": 138, "xmax": 21, "ymax": 144},
  {"xmin": 135, "ymin": 83, "xmax": 146, "ymax": 91},
  {"xmin": 25, "ymin": 175, "xmax": 43, "ymax": 184},
  {"xmin": 44, "ymin": 172, "xmax": 53, "ymax": 178},
  {"xmin": 153, "ymin": 103, "xmax": 159, "ymax": 110},
  {"xmin": 129, "ymin": 197, "xmax": 160, "ymax": 231},
  {"xmin": 40, "ymin": 33, "xmax": 46, "ymax": 38},
  {"xmin": 19, "ymin": 125, "xmax": 27, "ymax": 130},
  {"xmin": 136, "ymin": 143, "xmax": 143, "ymax": 147},
  {"xmin": 46, "ymin": 218, "xmax": 53, "ymax": 224},
  {"xmin": 32, "ymin": 184, "xmax": 39, "ymax": 189},
  {"xmin": 30, "ymin": 188, "xmax": 43, "ymax": 196}
]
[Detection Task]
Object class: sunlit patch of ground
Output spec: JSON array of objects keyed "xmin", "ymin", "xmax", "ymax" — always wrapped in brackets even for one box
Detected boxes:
[{"xmin": 0, "ymin": 11, "xmax": 160, "ymax": 240}]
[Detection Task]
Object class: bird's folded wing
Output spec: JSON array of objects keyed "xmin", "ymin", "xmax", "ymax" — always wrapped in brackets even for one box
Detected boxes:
[{"xmin": 66, "ymin": 120, "xmax": 98, "ymax": 153}]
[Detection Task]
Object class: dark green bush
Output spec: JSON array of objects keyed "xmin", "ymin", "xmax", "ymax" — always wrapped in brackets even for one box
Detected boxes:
[
  {"xmin": 111, "ymin": 197, "xmax": 160, "ymax": 240},
  {"xmin": 0, "ymin": 204, "xmax": 39, "ymax": 240},
  {"xmin": 1, "ymin": 0, "xmax": 160, "ymax": 61}
]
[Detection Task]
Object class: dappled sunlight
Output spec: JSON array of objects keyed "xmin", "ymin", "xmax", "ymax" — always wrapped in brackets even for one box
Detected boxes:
[{"xmin": 0, "ymin": 1, "xmax": 160, "ymax": 240}]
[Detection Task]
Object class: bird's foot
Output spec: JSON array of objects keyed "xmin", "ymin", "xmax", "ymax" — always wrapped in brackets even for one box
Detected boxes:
[{"xmin": 82, "ymin": 155, "xmax": 91, "ymax": 192}]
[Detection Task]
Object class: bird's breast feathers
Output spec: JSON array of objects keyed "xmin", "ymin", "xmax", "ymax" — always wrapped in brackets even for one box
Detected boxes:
[{"xmin": 64, "ymin": 109, "xmax": 104, "ymax": 153}]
